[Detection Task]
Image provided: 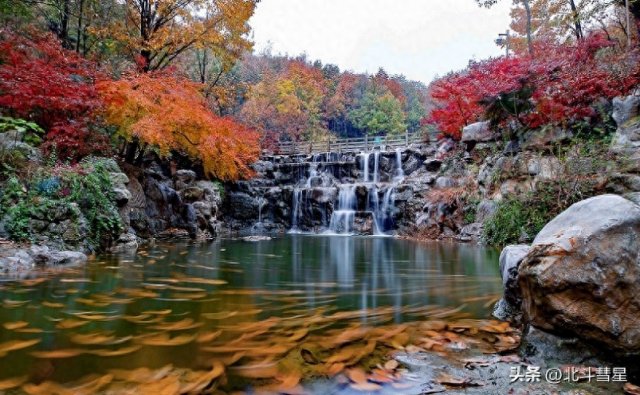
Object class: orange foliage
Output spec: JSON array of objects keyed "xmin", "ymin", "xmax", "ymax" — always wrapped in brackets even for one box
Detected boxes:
[{"xmin": 97, "ymin": 73, "xmax": 259, "ymax": 181}]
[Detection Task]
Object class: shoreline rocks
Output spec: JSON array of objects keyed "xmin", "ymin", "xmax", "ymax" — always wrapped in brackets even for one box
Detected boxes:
[
  {"xmin": 495, "ymin": 194, "xmax": 640, "ymax": 358},
  {"xmin": 0, "ymin": 241, "xmax": 87, "ymax": 277}
]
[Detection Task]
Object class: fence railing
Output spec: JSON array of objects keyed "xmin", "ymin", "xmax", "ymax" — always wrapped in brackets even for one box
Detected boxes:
[{"xmin": 276, "ymin": 131, "xmax": 423, "ymax": 155}]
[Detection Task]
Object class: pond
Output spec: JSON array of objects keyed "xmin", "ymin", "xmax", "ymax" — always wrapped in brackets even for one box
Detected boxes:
[{"xmin": 0, "ymin": 236, "xmax": 503, "ymax": 393}]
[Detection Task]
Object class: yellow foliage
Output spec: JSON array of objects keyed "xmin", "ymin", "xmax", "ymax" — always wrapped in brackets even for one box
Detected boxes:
[{"xmin": 98, "ymin": 73, "xmax": 260, "ymax": 181}]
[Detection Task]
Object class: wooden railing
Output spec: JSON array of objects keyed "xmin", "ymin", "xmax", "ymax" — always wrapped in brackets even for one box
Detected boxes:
[{"xmin": 276, "ymin": 131, "xmax": 423, "ymax": 155}]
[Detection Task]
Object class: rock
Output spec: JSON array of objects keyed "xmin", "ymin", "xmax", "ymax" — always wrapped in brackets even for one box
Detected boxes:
[
  {"xmin": 111, "ymin": 232, "xmax": 139, "ymax": 252},
  {"xmin": 496, "ymin": 179, "xmax": 532, "ymax": 199},
  {"xmin": 192, "ymin": 201, "xmax": 213, "ymax": 218},
  {"xmin": 612, "ymin": 91, "xmax": 640, "ymax": 127},
  {"xmin": 195, "ymin": 181, "xmax": 222, "ymax": 203},
  {"xmin": 521, "ymin": 127, "xmax": 573, "ymax": 150},
  {"xmin": 502, "ymin": 140, "xmax": 520, "ymax": 156},
  {"xmin": 109, "ymin": 172, "xmax": 129, "ymax": 185},
  {"xmin": 461, "ymin": 121, "xmax": 496, "ymax": 144},
  {"xmin": 424, "ymin": 159, "xmax": 442, "ymax": 172},
  {"xmin": 174, "ymin": 169, "xmax": 196, "ymax": 190},
  {"xmin": 611, "ymin": 117, "xmax": 640, "ymax": 159},
  {"xmin": 224, "ymin": 192, "xmax": 258, "ymax": 220},
  {"xmin": 435, "ymin": 176, "xmax": 456, "ymax": 189},
  {"xmin": 475, "ymin": 200, "xmax": 497, "ymax": 223},
  {"xmin": 494, "ymin": 244, "xmax": 530, "ymax": 322},
  {"xmin": 182, "ymin": 186, "xmax": 204, "ymax": 201},
  {"xmin": 242, "ymin": 235, "xmax": 272, "ymax": 242},
  {"xmin": 458, "ymin": 222, "xmax": 482, "ymax": 242},
  {"xmin": 28, "ymin": 245, "xmax": 87, "ymax": 266},
  {"xmin": 518, "ymin": 194, "xmax": 640, "ymax": 353},
  {"xmin": 0, "ymin": 130, "xmax": 24, "ymax": 144},
  {"xmin": 436, "ymin": 138, "xmax": 456, "ymax": 158},
  {"xmin": 113, "ymin": 187, "xmax": 132, "ymax": 206},
  {"xmin": 625, "ymin": 192, "xmax": 640, "ymax": 205}
]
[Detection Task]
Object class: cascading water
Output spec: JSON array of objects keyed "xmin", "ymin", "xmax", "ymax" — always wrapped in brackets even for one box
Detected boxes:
[
  {"xmin": 361, "ymin": 152, "xmax": 370, "ymax": 182},
  {"xmin": 328, "ymin": 185, "xmax": 357, "ymax": 235},
  {"xmin": 394, "ymin": 148, "xmax": 404, "ymax": 181},
  {"xmin": 286, "ymin": 148, "xmax": 405, "ymax": 236},
  {"xmin": 290, "ymin": 188, "xmax": 303, "ymax": 233},
  {"xmin": 372, "ymin": 151, "xmax": 380, "ymax": 183}
]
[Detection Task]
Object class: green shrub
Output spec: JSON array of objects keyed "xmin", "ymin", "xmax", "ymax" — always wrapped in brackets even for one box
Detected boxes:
[
  {"xmin": 0, "ymin": 116, "xmax": 44, "ymax": 145},
  {"xmin": 483, "ymin": 139, "xmax": 615, "ymax": 246},
  {"xmin": 0, "ymin": 157, "xmax": 122, "ymax": 250},
  {"xmin": 483, "ymin": 194, "xmax": 550, "ymax": 246}
]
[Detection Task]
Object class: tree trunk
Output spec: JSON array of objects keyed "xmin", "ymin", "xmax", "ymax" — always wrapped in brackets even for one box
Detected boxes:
[
  {"xmin": 75, "ymin": 0, "xmax": 84, "ymax": 52},
  {"xmin": 60, "ymin": 0, "xmax": 71, "ymax": 48},
  {"xmin": 568, "ymin": 0, "xmax": 583, "ymax": 40},
  {"xmin": 522, "ymin": 0, "xmax": 534, "ymax": 56}
]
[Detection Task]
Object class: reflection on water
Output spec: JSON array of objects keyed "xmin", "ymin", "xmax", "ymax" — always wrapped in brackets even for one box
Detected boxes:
[{"xmin": 0, "ymin": 236, "xmax": 501, "ymax": 387}]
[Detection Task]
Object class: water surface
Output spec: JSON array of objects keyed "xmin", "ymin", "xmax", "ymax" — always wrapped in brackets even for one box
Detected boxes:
[{"xmin": 0, "ymin": 236, "xmax": 501, "ymax": 389}]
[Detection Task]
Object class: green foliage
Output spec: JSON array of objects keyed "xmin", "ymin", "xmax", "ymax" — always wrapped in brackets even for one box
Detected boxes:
[
  {"xmin": 0, "ymin": 0, "xmax": 31, "ymax": 23},
  {"xmin": 349, "ymin": 90, "xmax": 406, "ymax": 136},
  {"xmin": 483, "ymin": 195, "xmax": 549, "ymax": 246},
  {"xmin": 483, "ymin": 140, "xmax": 614, "ymax": 246},
  {"xmin": 0, "ymin": 158, "xmax": 122, "ymax": 249},
  {"xmin": 0, "ymin": 117, "xmax": 45, "ymax": 145}
]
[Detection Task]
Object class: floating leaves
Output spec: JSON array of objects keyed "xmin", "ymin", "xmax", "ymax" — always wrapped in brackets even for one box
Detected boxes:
[
  {"xmin": 0, "ymin": 375, "xmax": 27, "ymax": 390},
  {"xmin": 0, "ymin": 339, "xmax": 40, "ymax": 357}
]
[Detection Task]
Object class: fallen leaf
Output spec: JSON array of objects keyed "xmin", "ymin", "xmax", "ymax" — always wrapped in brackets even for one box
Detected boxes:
[
  {"xmin": 31, "ymin": 349, "xmax": 85, "ymax": 359},
  {"xmin": 347, "ymin": 368, "xmax": 367, "ymax": 384},
  {"xmin": 0, "ymin": 375, "xmax": 27, "ymax": 390},
  {"xmin": 138, "ymin": 333, "xmax": 195, "ymax": 347},
  {"xmin": 384, "ymin": 360, "xmax": 399, "ymax": 371},
  {"xmin": 0, "ymin": 339, "xmax": 40, "ymax": 356},
  {"xmin": 4, "ymin": 321, "xmax": 29, "ymax": 330},
  {"xmin": 350, "ymin": 382, "xmax": 382, "ymax": 392},
  {"xmin": 89, "ymin": 345, "xmax": 141, "ymax": 357},
  {"xmin": 624, "ymin": 383, "xmax": 640, "ymax": 395}
]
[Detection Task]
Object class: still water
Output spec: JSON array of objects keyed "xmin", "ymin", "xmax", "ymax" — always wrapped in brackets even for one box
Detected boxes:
[{"xmin": 0, "ymin": 236, "xmax": 501, "ymax": 390}]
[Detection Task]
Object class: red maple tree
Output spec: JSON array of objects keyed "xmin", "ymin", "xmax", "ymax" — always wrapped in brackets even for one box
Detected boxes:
[
  {"xmin": 427, "ymin": 34, "xmax": 640, "ymax": 140},
  {"xmin": 0, "ymin": 29, "xmax": 106, "ymax": 159}
]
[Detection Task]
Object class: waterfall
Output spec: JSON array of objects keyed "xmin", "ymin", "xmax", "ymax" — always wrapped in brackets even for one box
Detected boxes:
[
  {"xmin": 394, "ymin": 148, "xmax": 404, "ymax": 181},
  {"xmin": 361, "ymin": 152, "xmax": 370, "ymax": 182},
  {"xmin": 373, "ymin": 151, "xmax": 380, "ymax": 183},
  {"xmin": 290, "ymin": 188, "xmax": 303, "ymax": 233},
  {"xmin": 328, "ymin": 185, "xmax": 357, "ymax": 235},
  {"xmin": 306, "ymin": 163, "xmax": 319, "ymax": 188},
  {"xmin": 371, "ymin": 186, "xmax": 395, "ymax": 236}
]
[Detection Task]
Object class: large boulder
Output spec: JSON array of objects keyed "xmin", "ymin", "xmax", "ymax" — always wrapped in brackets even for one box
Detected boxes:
[
  {"xmin": 461, "ymin": 121, "xmax": 496, "ymax": 144},
  {"xmin": 518, "ymin": 194, "xmax": 640, "ymax": 353}
]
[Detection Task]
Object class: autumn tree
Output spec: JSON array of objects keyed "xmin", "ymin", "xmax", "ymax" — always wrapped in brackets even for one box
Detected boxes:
[
  {"xmin": 0, "ymin": 29, "xmax": 106, "ymax": 159},
  {"xmin": 239, "ymin": 60, "xmax": 330, "ymax": 144},
  {"xmin": 427, "ymin": 33, "xmax": 640, "ymax": 140},
  {"xmin": 101, "ymin": 0, "xmax": 256, "ymax": 72},
  {"xmin": 98, "ymin": 72, "xmax": 259, "ymax": 180}
]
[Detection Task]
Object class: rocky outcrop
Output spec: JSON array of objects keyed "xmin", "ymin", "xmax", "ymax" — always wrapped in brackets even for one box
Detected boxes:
[
  {"xmin": 121, "ymin": 162, "xmax": 223, "ymax": 244},
  {"xmin": 611, "ymin": 91, "xmax": 640, "ymax": 162},
  {"xmin": 0, "ymin": 242, "xmax": 87, "ymax": 277},
  {"xmin": 518, "ymin": 194, "xmax": 640, "ymax": 353}
]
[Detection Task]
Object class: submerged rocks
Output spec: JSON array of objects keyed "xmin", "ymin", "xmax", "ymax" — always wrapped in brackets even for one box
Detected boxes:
[{"xmin": 518, "ymin": 194, "xmax": 640, "ymax": 353}]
